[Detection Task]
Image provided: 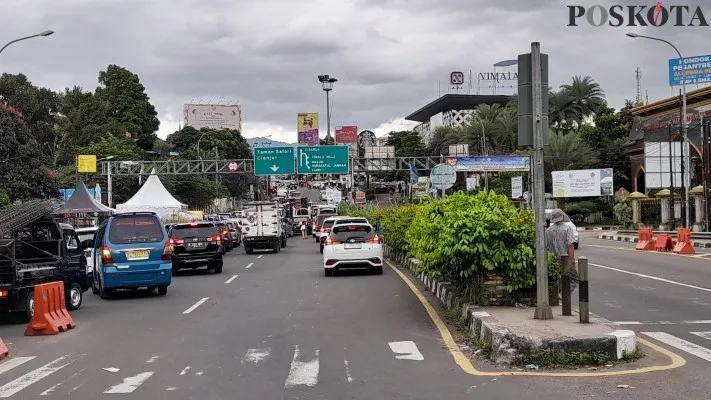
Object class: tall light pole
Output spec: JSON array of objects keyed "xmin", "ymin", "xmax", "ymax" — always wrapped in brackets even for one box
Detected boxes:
[
  {"xmin": 627, "ymin": 33, "xmax": 690, "ymax": 228},
  {"xmin": 318, "ymin": 75, "xmax": 337, "ymax": 144},
  {"xmin": 0, "ymin": 30, "xmax": 54, "ymax": 56},
  {"xmin": 98, "ymin": 156, "xmax": 115, "ymax": 207}
]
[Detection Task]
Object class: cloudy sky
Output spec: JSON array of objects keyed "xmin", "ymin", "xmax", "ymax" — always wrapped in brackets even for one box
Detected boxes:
[{"xmin": 1, "ymin": 0, "xmax": 708, "ymax": 143}]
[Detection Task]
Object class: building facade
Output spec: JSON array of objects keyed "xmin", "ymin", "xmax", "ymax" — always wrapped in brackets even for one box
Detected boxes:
[
  {"xmin": 628, "ymin": 86, "xmax": 711, "ymax": 193},
  {"xmin": 405, "ymin": 94, "xmax": 510, "ymax": 146}
]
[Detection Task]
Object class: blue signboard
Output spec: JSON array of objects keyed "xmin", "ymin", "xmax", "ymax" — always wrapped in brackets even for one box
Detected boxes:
[
  {"xmin": 446, "ymin": 156, "xmax": 530, "ymax": 172},
  {"xmin": 668, "ymin": 54, "xmax": 711, "ymax": 86}
]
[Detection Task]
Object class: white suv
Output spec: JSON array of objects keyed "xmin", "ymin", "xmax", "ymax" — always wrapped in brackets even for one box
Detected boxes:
[{"xmin": 323, "ymin": 223, "xmax": 384, "ymax": 276}]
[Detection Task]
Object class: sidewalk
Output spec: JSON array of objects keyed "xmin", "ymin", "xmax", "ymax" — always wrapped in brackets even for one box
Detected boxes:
[
  {"xmin": 596, "ymin": 233, "xmax": 711, "ymax": 248},
  {"xmin": 384, "ymin": 247, "xmax": 637, "ymax": 366}
]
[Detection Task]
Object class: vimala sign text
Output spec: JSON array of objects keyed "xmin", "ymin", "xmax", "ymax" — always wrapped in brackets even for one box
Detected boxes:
[{"xmin": 568, "ymin": 4, "xmax": 708, "ymax": 27}]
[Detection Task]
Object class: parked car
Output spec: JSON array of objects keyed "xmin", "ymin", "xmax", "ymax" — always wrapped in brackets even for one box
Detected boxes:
[
  {"xmin": 92, "ymin": 212, "xmax": 172, "ymax": 298},
  {"xmin": 323, "ymin": 222, "xmax": 384, "ymax": 276},
  {"xmin": 169, "ymin": 222, "xmax": 223, "ymax": 273}
]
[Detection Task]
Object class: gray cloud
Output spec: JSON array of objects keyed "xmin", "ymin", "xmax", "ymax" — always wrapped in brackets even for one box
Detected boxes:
[{"xmin": 1, "ymin": 0, "xmax": 709, "ymax": 142}]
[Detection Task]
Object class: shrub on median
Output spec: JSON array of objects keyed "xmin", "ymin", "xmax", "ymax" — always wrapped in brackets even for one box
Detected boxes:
[{"xmin": 405, "ymin": 191, "xmax": 537, "ymax": 291}]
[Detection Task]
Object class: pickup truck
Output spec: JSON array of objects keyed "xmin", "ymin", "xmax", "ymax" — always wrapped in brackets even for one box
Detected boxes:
[
  {"xmin": 242, "ymin": 201, "xmax": 286, "ymax": 254},
  {"xmin": 0, "ymin": 216, "xmax": 91, "ymax": 322}
]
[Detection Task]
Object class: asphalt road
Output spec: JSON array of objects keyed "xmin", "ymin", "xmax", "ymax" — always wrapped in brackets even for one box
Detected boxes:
[
  {"xmin": 576, "ymin": 231, "xmax": 711, "ymax": 386},
  {"xmin": 0, "ymin": 203, "xmax": 709, "ymax": 398}
]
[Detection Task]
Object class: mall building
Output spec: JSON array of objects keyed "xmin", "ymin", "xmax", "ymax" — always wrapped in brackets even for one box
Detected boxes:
[{"xmin": 405, "ymin": 94, "xmax": 510, "ymax": 146}]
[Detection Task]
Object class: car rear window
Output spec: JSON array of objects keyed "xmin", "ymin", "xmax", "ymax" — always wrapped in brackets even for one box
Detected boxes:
[
  {"xmin": 335, "ymin": 219, "xmax": 367, "ymax": 225},
  {"xmin": 171, "ymin": 225, "xmax": 217, "ymax": 239},
  {"xmin": 323, "ymin": 220, "xmax": 338, "ymax": 229},
  {"xmin": 319, "ymin": 208, "xmax": 337, "ymax": 214},
  {"xmin": 109, "ymin": 216, "xmax": 164, "ymax": 244},
  {"xmin": 331, "ymin": 225, "xmax": 375, "ymax": 242}
]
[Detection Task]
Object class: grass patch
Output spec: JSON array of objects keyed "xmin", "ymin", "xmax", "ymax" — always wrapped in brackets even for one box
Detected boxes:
[
  {"xmin": 521, "ymin": 349, "xmax": 612, "ymax": 368},
  {"xmin": 442, "ymin": 307, "xmax": 491, "ymax": 357},
  {"xmin": 620, "ymin": 347, "xmax": 646, "ymax": 362}
]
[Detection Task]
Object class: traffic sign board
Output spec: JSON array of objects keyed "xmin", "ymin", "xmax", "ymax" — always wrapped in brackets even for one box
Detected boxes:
[
  {"xmin": 297, "ymin": 146, "xmax": 349, "ymax": 174},
  {"xmin": 431, "ymin": 163, "xmax": 457, "ymax": 190},
  {"xmin": 228, "ymin": 161, "xmax": 239, "ymax": 172},
  {"xmin": 254, "ymin": 147, "xmax": 295, "ymax": 176}
]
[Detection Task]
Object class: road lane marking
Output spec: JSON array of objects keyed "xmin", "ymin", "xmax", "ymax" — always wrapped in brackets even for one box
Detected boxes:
[
  {"xmin": 179, "ymin": 366, "xmax": 191, "ymax": 375},
  {"xmin": 691, "ymin": 331, "xmax": 711, "ymax": 341},
  {"xmin": 385, "ymin": 259, "xmax": 686, "ymax": 376},
  {"xmin": 590, "ymin": 263, "xmax": 711, "ymax": 293},
  {"xmin": 257, "ymin": 255, "xmax": 263, "ymax": 259},
  {"xmin": 104, "ymin": 372, "xmax": 155, "ymax": 394},
  {"xmin": 40, "ymin": 371, "xmax": 82, "ymax": 396},
  {"xmin": 388, "ymin": 341, "xmax": 424, "ymax": 360},
  {"xmin": 182, "ymin": 297, "xmax": 209, "ymax": 314},
  {"xmin": 146, "ymin": 356, "xmax": 159, "ymax": 363},
  {"xmin": 0, "ymin": 356, "xmax": 72, "ymax": 398},
  {"xmin": 244, "ymin": 348, "xmax": 271, "ymax": 364},
  {"xmin": 225, "ymin": 275, "xmax": 238, "ymax": 284},
  {"xmin": 245, "ymin": 263, "xmax": 254, "ymax": 269},
  {"xmin": 0, "ymin": 357, "xmax": 35, "ymax": 376},
  {"xmin": 642, "ymin": 332, "xmax": 711, "ymax": 362},
  {"xmin": 284, "ymin": 345, "xmax": 319, "ymax": 388},
  {"xmin": 344, "ymin": 360, "xmax": 353, "ymax": 383}
]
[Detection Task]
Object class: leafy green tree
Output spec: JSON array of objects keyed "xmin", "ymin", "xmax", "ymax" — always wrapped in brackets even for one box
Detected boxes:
[
  {"xmin": 0, "ymin": 189, "xmax": 9, "ymax": 207},
  {"xmin": 386, "ymin": 131, "xmax": 428, "ymax": 157},
  {"xmin": 0, "ymin": 108, "xmax": 59, "ymax": 200}
]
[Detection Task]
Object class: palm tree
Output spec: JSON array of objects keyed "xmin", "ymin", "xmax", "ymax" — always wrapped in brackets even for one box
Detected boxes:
[
  {"xmin": 548, "ymin": 88, "xmax": 577, "ymax": 128},
  {"xmin": 543, "ymin": 131, "xmax": 598, "ymax": 173},
  {"xmin": 560, "ymin": 75, "xmax": 606, "ymax": 124}
]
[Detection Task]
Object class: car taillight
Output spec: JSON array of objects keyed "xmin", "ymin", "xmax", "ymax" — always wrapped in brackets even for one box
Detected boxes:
[
  {"xmin": 161, "ymin": 241, "xmax": 172, "ymax": 260},
  {"xmin": 102, "ymin": 245, "xmax": 114, "ymax": 264},
  {"xmin": 207, "ymin": 235, "xmax": 221, "ymax": 242},
  {"xmin": 169, "ymin": 238, "xmax": 184, "ymax": 245},
  {"xmin": 365, "ymin": 236, "xmax": 381, "ymax": 243},
  {"xmin": 325, "ymin": 237, "xmax": 341, "ymax": 245},
  {"xmin": 320, "ymin": 227, "xmax": 325, "ymax": 232}
]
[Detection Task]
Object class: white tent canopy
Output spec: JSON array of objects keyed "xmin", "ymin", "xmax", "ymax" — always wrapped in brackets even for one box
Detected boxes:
[{"xmin": 116, "ymin": 170, "xmax": 187, "ymax": 217}]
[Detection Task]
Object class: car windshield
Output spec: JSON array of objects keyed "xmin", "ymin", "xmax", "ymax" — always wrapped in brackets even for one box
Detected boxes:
[
  {"xmin": 109, "ymin": 216, "xmax": 164, "ymax": 244},
  {"xmin": 331, "ymin": 225, "xmax": 375, "ymax": 242},
  {"xmin": 171, "ymin": 225, "xmax": 217, "ymax": 239}
]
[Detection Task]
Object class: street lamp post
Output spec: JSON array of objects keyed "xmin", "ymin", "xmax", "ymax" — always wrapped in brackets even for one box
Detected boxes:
[
  {"xmin": 318, "ymin": 75, "xmax": 338, "ymax": 144},
  {"xmin": 627, "ymin": 33, "xmax": 690, "ymax": 228},
  {"xmin": 0, "ymin": 30, "xmax": 54, "ymax": 56},
  {"xmin": 98, "ymin": 156, "xmax": 115, "ymax": 207}
]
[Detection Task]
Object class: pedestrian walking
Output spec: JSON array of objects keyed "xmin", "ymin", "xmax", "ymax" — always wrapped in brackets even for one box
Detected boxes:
[
  {"xmin": 300, "ymin": 220, "xmax": 307, "ymax": 239},
  {"xmin": 545, "ymin": 209, "xmax": 578, "ymax": 298}
]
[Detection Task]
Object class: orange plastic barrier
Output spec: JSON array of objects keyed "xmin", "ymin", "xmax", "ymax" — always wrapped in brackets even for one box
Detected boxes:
[
  {"xmin": 672, "ymin": 228, "xmax": 695, "ymax": 254},
  {"xmin": 24, "ymin": 281, "xmax": 76, "ymax": 336},
  {"xmin": 0, "ymin": 338, "xmax": 8, "ymax": 360},
  {"xmin": 655, "ymin": 233, "xmax": 674, "ymax": 252},
  {"xmin": 635, "ymin": 227, "xmax": 655, "ymax": 250}
]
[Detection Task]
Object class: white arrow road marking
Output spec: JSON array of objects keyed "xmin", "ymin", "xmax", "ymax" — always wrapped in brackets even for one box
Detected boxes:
[
  {"xmin": 183, "ymin": 297, "xmax": 209, "ymax": 314},
  {"xmin": 104, "ymin": 372, "xmax": 155, "ymax": 394},
  {"xmin": 0, "ymin": 356, "xmax": 73, "ymax": 398},
  {"xmin": 388, "ymin": 341, "xmax": 424, "ymax": 360},
  {"xmin": 244, "ymin": 348, "xmax": 271, "ymax": 364},
  {"xmin": 284, "ymin": 345, "xmax": 319, "ymax": 388}
]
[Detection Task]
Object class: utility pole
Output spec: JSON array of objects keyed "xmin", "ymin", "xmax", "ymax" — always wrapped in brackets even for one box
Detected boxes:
[{"xmin": 518, "ymin": 42, "xmax": 552, "ymax": 320}]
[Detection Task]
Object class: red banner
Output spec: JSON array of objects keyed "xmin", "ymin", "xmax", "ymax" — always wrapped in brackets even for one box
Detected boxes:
[{"xmin": 335, "ymin": 126, "xmax": 358, "ymax": 143}]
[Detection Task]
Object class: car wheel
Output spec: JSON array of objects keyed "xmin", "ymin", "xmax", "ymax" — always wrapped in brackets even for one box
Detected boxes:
[
  {"xmin": 574, "ymin": 242, "xmax": 579, "ymax": 250},
  {"xmin": 324, "ymin": 269, "xmax": 334, "ymax": 277},
  {"xmin": 91, "ymin": 277, "xmax": 99, "ymax": 295},
  {"xmin": 214, "ymin": 265, "xmax": 223, "ymax": 274},
  {"xmin": 172, "ymin": 263, "xmax": 180, "ymax": 274},
  {"xmin": 245, "ymin": 246, "xmax": 253, "ymax": 254},
  {"xmin": 99, "ymin": 277, "xmax": 111, "ymax": 300},
  {"xmin": 66, "ymin": 283, "xmax": 83, "ymax": 311},
  {"xmin": 157, "ymin": 286, "xmax": 168, "ymax": 296},
  {"xmin": 373, "ymin": 266, "xmax": 383, "ymax": 275},
  {"xmin": 23, "ymin": 290, "xmax": 34, "ymax": 322},
  {"xmin": 315, "ymin": 237, "xmax": 319, "ymax": 243},
  {"xmin": 282, "ymin": 236, "xmax": 288, "ymax": 247}
]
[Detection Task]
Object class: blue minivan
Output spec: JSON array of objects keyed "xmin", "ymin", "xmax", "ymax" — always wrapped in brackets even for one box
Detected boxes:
[{"xmin": 92, "ymin": 212, "xmax": 172, "ymax": 298}]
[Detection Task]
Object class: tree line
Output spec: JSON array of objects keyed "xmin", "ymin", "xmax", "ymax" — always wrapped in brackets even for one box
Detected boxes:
[{"xmin": 0, "ymin": 65, "xmax": 253, "ymax": 208}]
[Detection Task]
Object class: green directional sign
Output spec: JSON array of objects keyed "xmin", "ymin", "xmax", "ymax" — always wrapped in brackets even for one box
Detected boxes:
[
  {"xmin": 297, "ymin": 145, "xmax": 349, "ymax": 174},
  {"xmin": 254, "ymin": 147, "xmax": 295, "ymax": 176}
]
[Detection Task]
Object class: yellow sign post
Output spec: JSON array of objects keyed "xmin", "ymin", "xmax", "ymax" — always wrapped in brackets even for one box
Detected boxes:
[{"xmin": 76, "ymin": 155, "xmax": 97, "ymax": 173}]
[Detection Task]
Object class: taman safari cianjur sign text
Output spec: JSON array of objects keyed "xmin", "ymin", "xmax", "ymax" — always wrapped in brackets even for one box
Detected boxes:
[{"xmin": 567, "ymin": 4, "xmax": 708, "ymax": 27}]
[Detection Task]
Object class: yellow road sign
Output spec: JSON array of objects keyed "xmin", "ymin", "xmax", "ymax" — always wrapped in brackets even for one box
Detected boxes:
[{"xmin": 76, "ymin": 155, "xmax": 97, "ymax": 173}]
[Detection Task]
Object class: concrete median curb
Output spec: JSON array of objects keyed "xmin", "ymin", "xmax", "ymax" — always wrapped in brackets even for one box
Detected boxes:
[
  {"xmin": 596, "ymin": 234, "xmax": 711, "ymax": 248},
  {"xmin": 386, "ymin": 245, "xmax": 637, "ymax": 365}
]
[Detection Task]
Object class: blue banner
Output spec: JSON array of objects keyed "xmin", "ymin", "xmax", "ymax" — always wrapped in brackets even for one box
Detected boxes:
[
  {"xmin": 668, "ymin": 54, "xmax": 711, "ymax": 86},
  {"xmin": 446, "ymin": 156, "xmax": 530, "ymax": 172},
  {"xmin": 409, "ymin": 161, "xmax": 419, "ymax": 184}
]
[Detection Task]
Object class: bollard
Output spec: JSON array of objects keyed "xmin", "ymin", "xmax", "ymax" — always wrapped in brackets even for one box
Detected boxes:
[
  {"xmin": 560, "ymin": 255, "xmax": 572, "ymax": 316},
  {"xmin": 578, "ymin": 257, "xmax": 589, "ymax": 323}
]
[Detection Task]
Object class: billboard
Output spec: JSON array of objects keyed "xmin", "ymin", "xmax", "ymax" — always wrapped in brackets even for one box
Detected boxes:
[
  {"xmin": 551, "ymin": 168, "xmax": 613, "ymax": 198},
  {"xmin": 336, "ymin": 126, "xmax": 358, "ymax": 156},
  {"xmin": 643, "ymin": 141, "xmax": 690, "ymax": 189},
  {"xmin": 183, "ymin": 104, "xmax": 242, "ymax": 131},
  {"xmin": 446, "ymin": 156, "xmax": 530, "ymax": 172},
  {"xmin": 297, "ymin": 113, "xmax": 319, "ymax": 145},
  {"xmin": 668, "ymin": 54, "xmax": 711, "ymax": 86}
]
